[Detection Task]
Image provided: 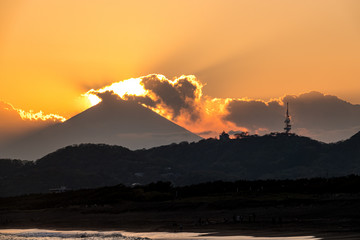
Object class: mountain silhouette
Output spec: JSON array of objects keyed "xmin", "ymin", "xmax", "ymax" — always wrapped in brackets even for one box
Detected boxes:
[
  {"xmin": 0, "ymin": 94, "xmax": 202, "ymax": 160},
  {"xmin": 1, "ymin": 131, "xmax": 360, "ymax": 196}
]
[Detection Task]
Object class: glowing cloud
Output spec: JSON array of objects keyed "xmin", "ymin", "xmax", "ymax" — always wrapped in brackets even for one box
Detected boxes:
[
  {"xmin": 0, "ymin": 101, "xmax": 66, "ymax": 123},
  {"xmin": 84, "ymin": 74, "xmax": 204, "ymax": 120},
  {"xmin": 16, "ymin": 108, "xmax": 66, "ymax": 122},
  {"xmin": 83, "ymin": 74, "xmax": 241, "ymax": 137},
  {"xmin": 0, "ymin": 101, "xmax": 66, "ymax": 143},
  {"xmin": 84, "ymin": 77, "xmax": 149, "ymax": 106},
  {"xmin": 86, "ymin": 94, "xmax": 102, "ymax": 106},
  {"xmin": 83, "ymin": 74, "xmax": 360, "ymax": 142}
]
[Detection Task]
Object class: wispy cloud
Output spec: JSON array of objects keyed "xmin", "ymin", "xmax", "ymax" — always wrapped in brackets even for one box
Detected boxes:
[{"xmin": 0, "ymin": 101, "xmax": 66, "ymax": 143}]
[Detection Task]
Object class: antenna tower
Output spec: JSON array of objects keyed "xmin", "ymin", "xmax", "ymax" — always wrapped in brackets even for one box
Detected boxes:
[{"xmin": 284, "ymin": 102, "xmax": 291, "ymax": 134}]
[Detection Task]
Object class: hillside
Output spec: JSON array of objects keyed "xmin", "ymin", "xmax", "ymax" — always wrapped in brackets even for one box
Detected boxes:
[{"xmin": 1, "ymin": 132, "xmax": 360, "ymax": 196}]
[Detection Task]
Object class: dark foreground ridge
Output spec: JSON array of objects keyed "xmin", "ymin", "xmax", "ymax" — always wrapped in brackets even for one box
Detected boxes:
[
  {"xmin": 1, "ymin": 132, "xmax": 360, "ymax": 196},
  {"xmin": 1, "ymin": 177, "xmax": 360, "ymax": 239}
]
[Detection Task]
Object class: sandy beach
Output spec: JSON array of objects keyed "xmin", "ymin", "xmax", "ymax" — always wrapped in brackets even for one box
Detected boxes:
[
  {"xmin": 0, "ymin": 228, "xmax": 322, "ymax": 240},
  {"xmin": 1, "ymin": 204, "xmax": 360, "ymax": 240}
]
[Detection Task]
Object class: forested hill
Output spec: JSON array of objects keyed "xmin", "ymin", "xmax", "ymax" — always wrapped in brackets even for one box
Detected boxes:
[{"xmin": 1, "ymin": 132, "xmax": 360, "ymax": 197}]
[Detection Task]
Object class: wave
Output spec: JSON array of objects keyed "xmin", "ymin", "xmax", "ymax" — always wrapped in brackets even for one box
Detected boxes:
[{"xmin": 0, "ymin": 230, "xmax": 151, "ymax": 240}]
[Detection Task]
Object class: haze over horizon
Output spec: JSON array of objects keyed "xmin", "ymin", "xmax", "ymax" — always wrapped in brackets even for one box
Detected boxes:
[{"xmin": 1, "ymin": 0, "xmax": 360, "ymax": 147}]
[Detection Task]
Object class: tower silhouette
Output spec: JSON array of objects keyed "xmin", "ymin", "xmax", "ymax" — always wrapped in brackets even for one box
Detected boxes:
[{"xmin": 284, "ymin": 102, "xmax": 291, "ymax": 134}]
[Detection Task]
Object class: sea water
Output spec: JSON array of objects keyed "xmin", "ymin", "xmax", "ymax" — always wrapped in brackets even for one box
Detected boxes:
[{"xmin": 0, "ymin": 229, "xmax": 321, "ymax": 240}]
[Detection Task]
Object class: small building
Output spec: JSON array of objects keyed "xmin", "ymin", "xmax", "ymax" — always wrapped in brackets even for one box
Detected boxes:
[{"xmin": 219, "ymin": 131, "xmax": 230, "ymax": 141}]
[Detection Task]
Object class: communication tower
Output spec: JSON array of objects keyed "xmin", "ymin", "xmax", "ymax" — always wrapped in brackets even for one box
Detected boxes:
[{"xmin": 284, "ymin": 102, "xmax": 291, "ymax": 134}]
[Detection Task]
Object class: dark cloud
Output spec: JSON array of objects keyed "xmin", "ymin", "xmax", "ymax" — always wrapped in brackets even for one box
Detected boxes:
[
  {"xmin": 94, "ymin": 90, "xmax": 159, "ymax": 109},
  {"xmin": 90, "ymin": 74, "xmax": 203, "ymax": 122},
  {"xmin": 142, "ymin": 75, "xmax": 185, "ymax": 116},
  {"xmin": 86, "ymin": 74, "xmax": 360, "ymax": 142},
  {"xmin": 224, "ymin": 91, "xmax": 360, "ymax": 142},
  {"xmin": 126, "ymin": 95, "xmax": 158, "ymax": 108},
  {"xmin": 283, "ymin": 91, "xmax": 360, "ymax": 131},
  {"xmin": 175, "ymin": 78, "xmax": 198, "ymax": 99},
  {"xmin": 95, "ymin": 91, "xmax": 121, "ymax": 103},
  {"xmin": 225, "ymin": 99, "xmax": 283, "ymax": 131},
  {"xmin": 139, "ymin": 75, "xmax": 201, "ymax": 121}
]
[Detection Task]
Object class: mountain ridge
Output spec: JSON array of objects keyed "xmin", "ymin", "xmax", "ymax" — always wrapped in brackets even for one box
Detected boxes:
[{"xmin": 1, "ymin": 131, "xmax": 360, "ymax": 197}]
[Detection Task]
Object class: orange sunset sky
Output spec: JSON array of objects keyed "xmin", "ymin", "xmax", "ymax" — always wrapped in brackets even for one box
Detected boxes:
[{"xmin": 1, "ymin": 0, "xmax": 360, "ymax": 143}]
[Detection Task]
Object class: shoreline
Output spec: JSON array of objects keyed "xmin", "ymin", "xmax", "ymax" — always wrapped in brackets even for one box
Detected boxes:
[
  {"xmin": 1, "ymin": 189, "xmax": 360, "ymax": 240},
  {"xmin": 1, "ymin": 207, "xmax": 360, "ymax": 240},
  {"xmin": 0, "ymin": 228, "xmax": 322, "ymax": 240}
]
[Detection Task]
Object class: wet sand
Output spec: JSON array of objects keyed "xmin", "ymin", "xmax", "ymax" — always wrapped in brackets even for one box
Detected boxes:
[
  {"xmin": 1, "ymin": 191, "xmax": 360, "ymax": 240},
  {"xmin": 1, "ymin": 202, "xmax": 360, "ymax": 240},
  {"xmin": 0, "ymin": 229, "xmax": 321, "ymax": 240}
]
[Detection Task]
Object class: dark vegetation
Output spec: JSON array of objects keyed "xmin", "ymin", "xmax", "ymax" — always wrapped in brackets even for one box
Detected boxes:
[
  {"xmin": 1, "ymin": 175, "xmax": 360, "ymax": 211},
  {"xmin": 1, "ymin": 176, "xmax": 360, "ymax": 239},
  {"xmin": 1, "ymin": 133, "xmax": 360, "ymax": 238},
  {"xmin": 1, "ymin": 132, "xmax": 360, "ymax": 196}
]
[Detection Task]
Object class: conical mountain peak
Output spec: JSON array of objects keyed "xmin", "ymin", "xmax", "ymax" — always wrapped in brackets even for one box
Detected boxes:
[{"xmin": 1, "ymin": 96, "xmax": 202, "ymax": 160}]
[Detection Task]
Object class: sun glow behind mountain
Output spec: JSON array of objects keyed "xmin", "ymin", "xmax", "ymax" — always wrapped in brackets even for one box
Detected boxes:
[
  {"xmin": 84, "ymin": 77, "xmax": 149, "ymax": 106},
  {"xmin": 81, "ymin": 74, "xmax": 253, "ymax": 138},
  {"xmin": 83, "ymin": 74, "xmax": 206, "ymax": 123},
  {"xmin": 78, "ymin": 73, "xmax": 360, "ymax": 142},
  {"xmin": 1, "ymin": 72, "xmax": 360, "ymax": 146}
]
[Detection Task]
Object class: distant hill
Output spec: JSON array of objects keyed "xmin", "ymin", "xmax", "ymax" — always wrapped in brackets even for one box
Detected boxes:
[
  {"xmin": 1, "ymin": 132, "xmax": 360, "ymax": 196},
  {"xmin": 0, "ymin": 94, "xmax": 202, "ymax": 160}
]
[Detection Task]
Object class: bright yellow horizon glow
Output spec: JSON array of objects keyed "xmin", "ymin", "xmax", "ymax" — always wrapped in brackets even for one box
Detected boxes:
[{"xmin": 84, "ymin": 77, "xmax": 148, "ymax": 106}]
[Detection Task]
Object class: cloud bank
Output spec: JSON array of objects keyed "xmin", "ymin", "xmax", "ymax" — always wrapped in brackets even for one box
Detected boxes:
[
  {"xmin": 86, "ymin": 74, "xmax": 360, "ymax": 142},
  {"xmin": 225, "ymin": 92, "xmax": 360, "ymax": 142},
  {"xmin": 1, "ymin": 74, "xmax": 358, "ymax": 145}
]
